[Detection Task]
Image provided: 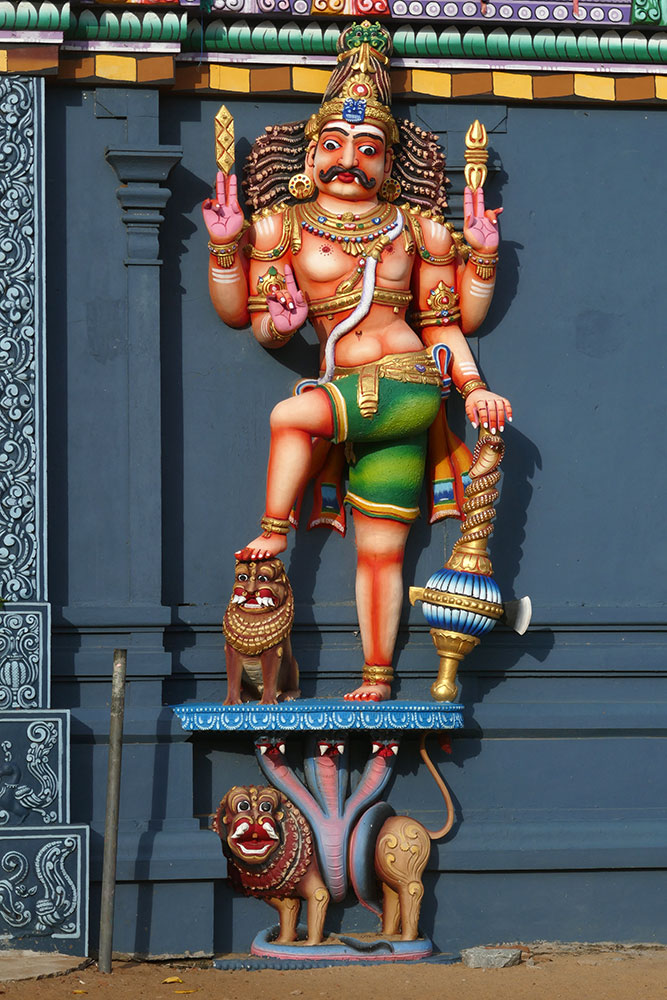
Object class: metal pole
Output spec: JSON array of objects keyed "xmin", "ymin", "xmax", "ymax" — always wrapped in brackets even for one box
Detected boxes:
[{"xmin": 98, "ymin": 649, "xmax": 127, "ymax": 973}]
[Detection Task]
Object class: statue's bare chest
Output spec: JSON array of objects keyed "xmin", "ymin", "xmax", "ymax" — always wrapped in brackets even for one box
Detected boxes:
[{"xmin": 293, "ymin": 230, "xmax": 413, "ymax": 295}]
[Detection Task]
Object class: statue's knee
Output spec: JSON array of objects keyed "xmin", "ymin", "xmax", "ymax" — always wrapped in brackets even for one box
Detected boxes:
[{"xmin": 269, "ymin": 398, "xmax": 293, "ymax": 431}]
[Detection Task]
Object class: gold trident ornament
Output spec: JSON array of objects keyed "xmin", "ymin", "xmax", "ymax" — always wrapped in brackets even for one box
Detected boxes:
[
  {"xmin": 464, "ymin": 120, "xmax": 488, "ymax": 191},
  {"xmin": 215, "ymin": 104, "xmax": 235, "ymax": 175}
]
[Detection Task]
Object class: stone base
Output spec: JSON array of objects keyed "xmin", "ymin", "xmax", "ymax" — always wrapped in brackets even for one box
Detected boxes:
[{"xmin": 243, "ymin": 925, "xmax": 434, "ymax": 964}]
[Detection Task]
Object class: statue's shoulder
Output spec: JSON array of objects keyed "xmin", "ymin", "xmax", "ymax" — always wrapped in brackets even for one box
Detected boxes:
[
  {"xmin": 245, "ymin": 204, "xmax": 295, "ymax": 261},
  {"xmin": 402, "ymin": 206, "xmax": 452, "ymax": 254}
]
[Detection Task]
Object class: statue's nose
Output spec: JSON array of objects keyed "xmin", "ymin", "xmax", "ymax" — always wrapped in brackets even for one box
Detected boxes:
[{"xmin": 340, "ymin": 141, "xmax": 357, "ymax": 167}]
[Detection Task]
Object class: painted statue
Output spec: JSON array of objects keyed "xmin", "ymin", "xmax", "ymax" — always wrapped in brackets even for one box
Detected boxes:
[
  {"xmin": 213, "ymin": 735, "xmax": 454, "ymax": 947},
  {"xmin": 222, "ymin": 557, "xmax": 300, "ymax": 704},
  {"xmin": 203, "ymin": 21, "xmax": 512, "ymax": 702}
]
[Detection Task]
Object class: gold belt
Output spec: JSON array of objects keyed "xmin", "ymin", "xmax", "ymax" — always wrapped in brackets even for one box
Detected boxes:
[
  {"xmin": 308, "ymin": 286, "xmax": 413, "ymax": 320},
  {"xmin": 332, "ymin": 350, "xmax": 441, "ymax": 418}
]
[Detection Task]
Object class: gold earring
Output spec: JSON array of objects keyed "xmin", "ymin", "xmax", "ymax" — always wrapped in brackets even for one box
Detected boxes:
[
  {"xmin": 288, "ymin": 173, "xmax": 314, "ymax": 200},
  {"xmin": 379, "ymin": 177, "xmax": 401, "ymax": 202}
]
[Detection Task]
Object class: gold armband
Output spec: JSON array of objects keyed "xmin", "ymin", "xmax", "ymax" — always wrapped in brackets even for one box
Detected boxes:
[
  {"xmin": 248, "ymin": 294, "xmax": 269, "ymax": 314},
  {"xmin": 467, "ymin": 251, "xmax": 498, "ymax": 280},
  {"xmin": 208, "ymin": 239, "xmax": 240, "ymax": 269},
  {"xmin": 459, "ymin": 378, "xmax": 488, "ymax": 400},
  {"xmin": 412, "ymin": 281, "xmax": 461, "ymax": 328}
]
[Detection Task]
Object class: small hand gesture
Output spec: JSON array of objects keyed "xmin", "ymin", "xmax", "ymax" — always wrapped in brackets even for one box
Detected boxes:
[
  {"xmin": 463, "ymin": 186, "xmax": 503, "ymax": 254},
  {"xmin": 465, "ymin": 388, "xmax": 513, "ymax": 434},
  {"xmin": 266, "ymin": 264, "xmax": 308, "ymax": 335},
  {"xmin": 202, "ymin": 171, "xmax": 245, "ymax": 243}
]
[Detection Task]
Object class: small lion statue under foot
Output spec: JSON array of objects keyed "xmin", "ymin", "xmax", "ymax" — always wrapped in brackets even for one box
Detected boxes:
[{"xmin": 222, "ymin": 557, "xmax": 299, "ymax": 705}]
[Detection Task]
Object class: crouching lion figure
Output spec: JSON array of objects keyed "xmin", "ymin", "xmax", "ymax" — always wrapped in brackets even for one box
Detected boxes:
[{"xmin": 222, "ymin": 557, "xmax": 299, "ymax": 704}]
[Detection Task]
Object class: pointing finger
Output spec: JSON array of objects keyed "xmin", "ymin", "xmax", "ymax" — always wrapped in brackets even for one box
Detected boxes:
[
  {"xmin": 216, "ymin": 171, "xmax": 226, "ymax": 204},
  {"xmin": 284, "ymin": 263, "xmax": 299, "ymax": 298},
  {"xmin": 228, "ymin": 173, "xmax": 238, "ymax": 207},
  {"xmin": 475, "ymin": 186, "xmax": 485, "ymax": 220}
]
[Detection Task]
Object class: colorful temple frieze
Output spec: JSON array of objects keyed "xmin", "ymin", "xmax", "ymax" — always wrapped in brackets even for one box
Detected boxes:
[{"xmin": 2, "ymin": 5, "xmax": 667, "ymax": 105}]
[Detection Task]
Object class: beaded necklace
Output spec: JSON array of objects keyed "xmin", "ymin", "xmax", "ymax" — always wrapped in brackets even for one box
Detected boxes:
[{"xmin": 298, "ymin": 201, "xmax": 399, "ymax": 258}]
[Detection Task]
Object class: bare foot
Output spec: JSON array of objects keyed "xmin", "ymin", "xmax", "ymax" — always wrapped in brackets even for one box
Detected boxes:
[
  {"xmin": 235, "ymin": 531, "xmax": 288, "ymax": 562},
  {"xmin": 343, "ymin": 682, "xmax": 391, "ymax": 702}
]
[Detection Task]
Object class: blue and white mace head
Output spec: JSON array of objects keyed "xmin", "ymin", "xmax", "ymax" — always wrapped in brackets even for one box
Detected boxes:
[{"xmin": 414, "ymin": 568, "xmax": 503, "ymax": 637}]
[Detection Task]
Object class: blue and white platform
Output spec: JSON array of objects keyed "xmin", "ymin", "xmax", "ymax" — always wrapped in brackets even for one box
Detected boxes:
[{"xmin": 172, "ymin": 699, "xmax": 464, "ymax": 733}]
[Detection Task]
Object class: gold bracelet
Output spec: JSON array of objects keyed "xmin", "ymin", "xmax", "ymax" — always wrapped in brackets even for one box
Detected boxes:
[
  {"xmin": 260, "ymin": 515, "xmax": 291, "ymax": 536},
  {"xmin": 459, "ymin": 378, "xmax": 488, "ymax": 400},
  {"xmin": 208, "ymin": 239, "xmax": 240, "ymax": 269},
  {"xmin": 467, "ymin": 250, "xmax": 498, "ymax": 280},
  {"xmin": 268, "ymin": 318, "xmax": 294, "ymax": 343},
  {"xmin": 362, "ymin": 664, "xmax": 394, "ymax": 685}
]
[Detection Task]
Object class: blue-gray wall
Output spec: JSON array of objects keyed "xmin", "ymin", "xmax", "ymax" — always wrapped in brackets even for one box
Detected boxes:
[{"xmin": 46, "ymin": 86, "xmax": 667, "ymax": 956}]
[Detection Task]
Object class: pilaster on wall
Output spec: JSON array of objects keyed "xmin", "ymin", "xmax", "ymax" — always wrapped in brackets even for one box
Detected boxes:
[
  {"xmin": 0, "ymin": 74, "xmax": 88, "ymax": 956},
  {"xmin": 103, "ymin": 89, "xmax": 182, "ymax": 610}
]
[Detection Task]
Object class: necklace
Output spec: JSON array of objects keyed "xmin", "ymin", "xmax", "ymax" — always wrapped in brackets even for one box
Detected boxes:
[{"xmin": 298, "ymin": 202, "xmax": 399, "ymax": 258}]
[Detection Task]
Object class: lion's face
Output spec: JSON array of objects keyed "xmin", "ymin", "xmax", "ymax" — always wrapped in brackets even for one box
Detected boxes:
[
  {"xmin": 229, "ymin": 560, "xmax": 288, "ymax": 617},
  {"xmin": 213, "ymin": 785, "xmax": 284, "ymax": 864}
]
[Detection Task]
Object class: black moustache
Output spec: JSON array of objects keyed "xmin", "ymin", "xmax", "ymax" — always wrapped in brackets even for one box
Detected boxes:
[{"xmin": 318, "ymin": 165, "xmax": 376, "ymax": 190}]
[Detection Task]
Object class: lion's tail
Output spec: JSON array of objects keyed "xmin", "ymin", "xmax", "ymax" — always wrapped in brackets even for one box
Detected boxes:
[{"xmin": 419, "ymin": 733, "xmax": 455, "ymax": 841}]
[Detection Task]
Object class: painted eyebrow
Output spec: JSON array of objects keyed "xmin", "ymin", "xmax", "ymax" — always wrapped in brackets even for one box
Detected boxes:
[{"xmin": 321, "ymin": 126, "xmax": 384, "ymax": 143}]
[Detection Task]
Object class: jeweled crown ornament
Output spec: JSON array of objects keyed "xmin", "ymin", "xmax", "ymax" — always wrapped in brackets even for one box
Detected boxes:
[{"xmin": 305, "ymin": 21, "xmax": 399, "ymax": 146}]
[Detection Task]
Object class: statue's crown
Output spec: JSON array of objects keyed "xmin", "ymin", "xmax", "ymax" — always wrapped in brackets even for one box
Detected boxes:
[{"xmin": 305, "ymin": 21, "xmax": 398, "ymax": 146}]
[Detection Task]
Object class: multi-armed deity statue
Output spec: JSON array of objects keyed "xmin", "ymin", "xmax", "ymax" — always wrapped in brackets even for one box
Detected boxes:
[
  {"xmin": 203, "ymin": 21, "xmax": 512, "ymax": 704},
  {"xmin": 189, "ymin": 21, "xmax": 529, "ymax": 959}
]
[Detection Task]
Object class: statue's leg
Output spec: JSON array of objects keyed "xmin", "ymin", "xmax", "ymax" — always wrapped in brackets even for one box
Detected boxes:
[
  {"xmin": 236, "ymin": 390, "xmax": 333, "ymax": 561},
  {"xmin": 266, "ymin": 895, "xmax": 300, "ymax": 943},
  {"xmin": 380, "ymin": 882, "xmax": 401, "ymax": 936},
  {"xmin": 299, "ymin": 870, "xmax": 330, "ymax": 945},
  {"xmin": 344, "ymin": 511, "xmax": 410, "ymax": 702},
  {"xmin": 223, "ymin": 643, "xmax": 243, "ymax": 705}
]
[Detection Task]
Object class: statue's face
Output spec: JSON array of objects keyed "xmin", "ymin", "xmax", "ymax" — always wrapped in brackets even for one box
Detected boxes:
[
  {"xmin": 230, "ymin": 559, "xmax": 288, "ymax": 616},
  {"xmin": 307, "ymin": 121, "xmax": 393, "ymax": 203},
  {"xmin": 217, "ymin": 786, "xmax": 283, "ymax": 864}
]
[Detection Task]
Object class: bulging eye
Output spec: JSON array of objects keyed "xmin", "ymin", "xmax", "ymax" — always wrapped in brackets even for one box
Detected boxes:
[
  {"xmin": 259, "ymin": 800, "xmax": 273, "ymax": 813},
  {"xmin": 237, "ymin": 574, "xmax": 248, "ymax": 582},
  {"xmin": 322, "ymin": 139, "xmax": 340, "ymax": 151},
  {"xmin": 236, "ymin": 799, "xmax": 250, "ymax": 812},
  {"xmin": 359, "ymin": 144, "xmax": 378, "ymax": 156},
  {"xmin": 258, "ymin": 575, "xmax": 269, "ymax": 582}
]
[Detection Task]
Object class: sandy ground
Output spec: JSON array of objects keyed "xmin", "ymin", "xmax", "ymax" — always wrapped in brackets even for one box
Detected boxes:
[{"xmin": 2, "ymin": 945, "xmax": 667, "ymax": 1000}]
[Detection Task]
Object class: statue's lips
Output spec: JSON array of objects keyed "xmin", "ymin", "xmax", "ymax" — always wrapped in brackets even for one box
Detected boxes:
[
  {"xmin": 230, "ymin": 818, "xmax": 280, "ymax": 859},
  {"xmin": 335, "ymin": 172, "xmax": 356, "ymax": 182}
]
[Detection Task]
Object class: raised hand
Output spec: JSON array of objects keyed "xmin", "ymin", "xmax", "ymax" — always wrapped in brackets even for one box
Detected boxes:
[
  {"xmin": 465, "ymin": 388, "xmax": 512, "ymax": 433},
  {"xmin": 266, "ymin": 264, "xmax": 309, "ymax": 335},
  {"xmin": 463, "ymin": 186, "xmax": 503, "ymax": 254},
  {"xmin": 202, "ymin": 171, "xmax": 245, "ymax": 243}
]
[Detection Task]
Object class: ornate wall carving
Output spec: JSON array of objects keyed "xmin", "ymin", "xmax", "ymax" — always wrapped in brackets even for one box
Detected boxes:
[
  {"xmin": 0, "ymin": 829, "xmax": 88, "ymax": 943},
  {"xmin": 0, "ymin": 75, "xmax": 46, "ymax": 605}
]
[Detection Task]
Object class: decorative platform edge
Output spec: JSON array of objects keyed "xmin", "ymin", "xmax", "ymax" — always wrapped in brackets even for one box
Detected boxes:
[
  {"xmin": 213, "ymin": 953, "xmax": 457, "ymax": 970},
  {"xmin": 171, "ymin": 700, "xmax": 464, "ymax": 732},
  {"xmin": 247, "ymin": 925, "xmax": 433, "ymax": 962}
]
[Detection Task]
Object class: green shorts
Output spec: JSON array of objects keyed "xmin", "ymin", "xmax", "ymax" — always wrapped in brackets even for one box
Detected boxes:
[{"xmin": 321, "ymin": 373, "xmax": 442, "ymax": 523}]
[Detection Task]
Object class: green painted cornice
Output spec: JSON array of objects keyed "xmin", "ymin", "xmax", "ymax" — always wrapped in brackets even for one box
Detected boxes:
[
  {"xmin": 66, "ymin": 8, "xmax": 187, "ymax": 43},
  {"xmin": 184, "ymin": 18, "xmax": 667, "ymax": 66},
  {"xmin": 0, "ymin": 1, "xmax": 70, "ymax": 32}
]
